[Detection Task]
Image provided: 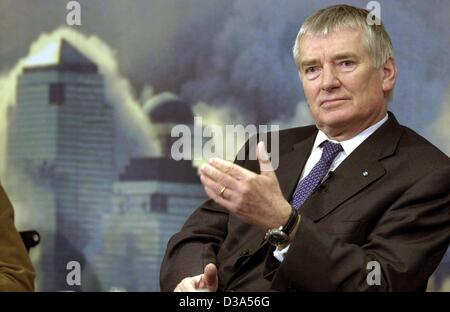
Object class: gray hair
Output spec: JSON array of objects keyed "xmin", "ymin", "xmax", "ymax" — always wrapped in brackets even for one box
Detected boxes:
[
  {"xmin": 293, "ymin": 4, "xmax": 394, "ymax": 69},
  {"xmin": 293, "ymin": 5, "xmax": 395, "ymax": 101}
]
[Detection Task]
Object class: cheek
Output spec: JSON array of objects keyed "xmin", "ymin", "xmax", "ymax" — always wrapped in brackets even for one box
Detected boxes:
[
  {"xmin": 357, "ymin": 77, "xmax": 383, "ymax": 106},
  {"xmin": 346, "ymin": 70, "xmax": 382, "ymax": 100},
  {"xmin": 342, "ymin": 74, "xmax": 364, "ymax": 93},
  {"xmin": 303, "ymin": 83, "xmax": 320, "ymax": 106}
]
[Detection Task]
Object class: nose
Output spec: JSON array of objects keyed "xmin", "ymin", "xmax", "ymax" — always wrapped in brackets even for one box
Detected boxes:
[{"xmin": 320, "ymin": 64, "xmax": 340, "ymax": 92}]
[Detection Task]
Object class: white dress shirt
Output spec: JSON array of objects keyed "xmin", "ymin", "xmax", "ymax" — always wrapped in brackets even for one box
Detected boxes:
[{"xmin": 273, "ymin": 114, "xmax": 388, "ymax": 262}]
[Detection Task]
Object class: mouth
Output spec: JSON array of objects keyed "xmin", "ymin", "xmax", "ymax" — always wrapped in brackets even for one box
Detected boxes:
[{"xmin": 320, "ymin": 98, "xmax": 350, "ymax": 107}]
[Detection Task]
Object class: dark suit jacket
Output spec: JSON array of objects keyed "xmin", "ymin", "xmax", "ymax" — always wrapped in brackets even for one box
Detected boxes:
[
  {"xmin": 0, "ymin": 184, "xmax": 35, "ymax": 291},
  {"xmin": 160, "ymin": 112, "xmax": 450, "ymax": 291}
]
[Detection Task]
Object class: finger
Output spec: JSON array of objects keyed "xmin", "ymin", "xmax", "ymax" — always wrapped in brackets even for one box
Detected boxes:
[
  {"xmin": 199, "ymin": 164, "xmax": 240, "ymax": 191},
  {"xmin": 198, "ymin": 263, "xmax": 218, "ymax": 291},
  {"xmin": 181, "ymin": 280, "xmax": 195, "ymax": 292},
  {"xmin": 200, "ymin": 174, "xmax": 234, "ymax": 200},
  {"xmin": 204, "ymin": 185, "xmax": 232, "ymax": 210},
  {"xmin": 257, "ymin": 141, "xmax": 276, "ymax": 175},
  {"xmin": 180, "ymin": 275, "xmax": 202, "ymax": 292},
  {"xmin": 174, "ymin": 280, "xmax": 188, "ymax": 292},
  {"xmin": 203, "ymin": 263, "xmax": 218, "ymax": 291},
  {"xmin": 209, "ymin": 158, "xmax": 254, "ymax": 180}
]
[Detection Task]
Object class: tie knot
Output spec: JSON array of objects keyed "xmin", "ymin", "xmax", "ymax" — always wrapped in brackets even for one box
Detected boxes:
[{"xmin": 320, "ymin": 140, "xmax": 343, "ymax": 162}]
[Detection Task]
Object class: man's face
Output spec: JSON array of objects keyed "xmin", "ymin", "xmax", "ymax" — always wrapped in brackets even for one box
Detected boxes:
[{"xmin": 298, "ymin": 28, "xmax": 392, "ymax": 138}]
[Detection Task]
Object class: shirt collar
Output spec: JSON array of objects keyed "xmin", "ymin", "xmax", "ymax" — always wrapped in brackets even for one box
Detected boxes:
[{"xmin": 313, "ymin": 114, "xmax": 389, "ymax": 156}]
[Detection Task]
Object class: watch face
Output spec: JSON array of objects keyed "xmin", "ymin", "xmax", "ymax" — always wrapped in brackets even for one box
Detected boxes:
[{"xmin": 267, "ymin": 230, "xmax": 288, "ymax": 246}]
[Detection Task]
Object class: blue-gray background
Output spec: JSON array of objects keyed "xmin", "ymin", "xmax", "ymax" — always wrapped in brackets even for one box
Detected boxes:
[{"xmin": 0, "ymin": 0, "xmax": 449, "ymax": 291}]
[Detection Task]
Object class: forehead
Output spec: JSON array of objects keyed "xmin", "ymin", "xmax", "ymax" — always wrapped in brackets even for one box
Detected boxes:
[{"xmin": 299, "ymin": 28, "xmax": 367, "ymax": 61}]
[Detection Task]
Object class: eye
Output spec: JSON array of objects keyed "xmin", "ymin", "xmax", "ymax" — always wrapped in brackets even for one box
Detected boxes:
[
  {"xmin": 338, "ymin": 60, "xmax": 356, "ymax": 72},
  {"xmin": 305, "ymin": 66, "xmax": 318, "ymax": 74},
  {"xmin": 304, "ymin": 66, "xmax": 321, "ymax": 79},
  {"xmin": 339, "ymin": 60, "xmax": 355, "ymax": 68}
]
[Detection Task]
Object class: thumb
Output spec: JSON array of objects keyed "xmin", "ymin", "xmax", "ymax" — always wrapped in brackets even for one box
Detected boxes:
[
  {"xmin": 257, "ymin": 141, "xmax": 275, "ymax": 175},
  {"xmin": 199, "ymin": 263, "xmax": 218, "ymax": 291}
]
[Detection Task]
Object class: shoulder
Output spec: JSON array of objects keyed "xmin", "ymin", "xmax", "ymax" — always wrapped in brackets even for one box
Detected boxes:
[
  {"xmin": 397, "ymin": 125, "xmax": 450, "ymax": 167},
  {"xmin": 378, "ymin": 123, "xmax": 450, "ymax": 190},
  {"xmin": 276, "ymin": 125, "xmax": 318, "ymax": 142}
]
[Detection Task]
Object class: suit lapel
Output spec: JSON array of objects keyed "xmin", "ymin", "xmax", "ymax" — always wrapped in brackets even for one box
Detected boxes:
[
  {"xmin": 275, "ymin": 132, "xmax": 317, "ymax": 201},
  {"xmin": 298, "ymin": 143, "xmax": 386, "ymax": 221}
]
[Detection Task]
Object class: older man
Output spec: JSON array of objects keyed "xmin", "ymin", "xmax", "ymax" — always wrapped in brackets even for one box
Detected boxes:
[
  {"xmin": 160, "ymin": 4, "xmax": 450, "ymax": 292},
  {"xmin": 0, "ymin": 184, "xmax": 35, "ymax": 291}
]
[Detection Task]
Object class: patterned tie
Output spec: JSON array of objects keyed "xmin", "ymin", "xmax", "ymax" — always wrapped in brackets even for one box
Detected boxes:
[{"xmin": 290, "ymin": 140, "xmax": 343, "ymax": 210}]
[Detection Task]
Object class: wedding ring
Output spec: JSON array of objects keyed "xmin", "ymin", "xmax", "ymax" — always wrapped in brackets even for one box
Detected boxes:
[{"xmin": 219, "ymin": 186, "xmax": 227, "ymax": 197}]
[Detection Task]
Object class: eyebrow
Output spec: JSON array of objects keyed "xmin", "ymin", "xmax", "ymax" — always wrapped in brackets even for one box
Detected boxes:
[
  {"xmin": 300, "ymin": 52, "xmax": 360, "ymax": 68},
  {"xmin": 330, "ymin": 52, "xmax": 359, "ymax": 61}
]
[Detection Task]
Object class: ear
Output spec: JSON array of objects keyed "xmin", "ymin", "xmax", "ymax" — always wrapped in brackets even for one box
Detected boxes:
[{"xmin": 381, "ymin": 57, "xmax": 397, "ymax": 93}]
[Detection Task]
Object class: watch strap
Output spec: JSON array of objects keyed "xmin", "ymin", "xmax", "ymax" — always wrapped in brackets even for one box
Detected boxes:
[{"xmin": 282, "ymin": 206, "xmax": 299, "ymax": 235}]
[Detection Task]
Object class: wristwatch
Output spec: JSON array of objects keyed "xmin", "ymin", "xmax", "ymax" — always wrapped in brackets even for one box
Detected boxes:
[{"xmin": 265, "ymin": 206, "xmax": 299, "ymax": 247}]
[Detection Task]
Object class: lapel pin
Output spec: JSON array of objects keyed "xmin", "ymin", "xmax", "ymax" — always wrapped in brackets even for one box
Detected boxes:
[{"xmin": 362, "ymin": 171, "xmax": 369, "ymax": 177}]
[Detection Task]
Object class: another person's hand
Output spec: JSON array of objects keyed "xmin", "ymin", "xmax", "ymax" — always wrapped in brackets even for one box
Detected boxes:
[
  {"xmin": 174, "ymin": 263, "xmax": 218, "ymax": 292},
  {"xmin": 200, "ymin": 141, "xmax": 292, "ymax": 230}
]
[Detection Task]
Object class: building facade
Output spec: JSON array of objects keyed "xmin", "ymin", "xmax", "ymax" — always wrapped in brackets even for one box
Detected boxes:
[
  {"xmin": 96, "ymin": 158, "xmax": 204, "ymax": 291},
  {"xmin": 6, "ymin": 40, "xmax": 114, "ymax": 290}
]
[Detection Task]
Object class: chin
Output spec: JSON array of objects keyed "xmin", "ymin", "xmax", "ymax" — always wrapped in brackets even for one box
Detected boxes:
[{"xmin": 317, "ymin": 108, "xmax": 353, "ymax": 128}]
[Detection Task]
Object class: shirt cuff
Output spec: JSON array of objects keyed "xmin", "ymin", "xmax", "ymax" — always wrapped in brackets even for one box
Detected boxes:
[{"xmin": 273, "ymin": 245, "xmax": 290, "ymax": 262}]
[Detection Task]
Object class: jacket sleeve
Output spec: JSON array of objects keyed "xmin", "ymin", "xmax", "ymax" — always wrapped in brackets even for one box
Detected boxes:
[
  {"xmin": 159, "ymin": 138, "xmax": 254, "ymax": 292},
  {"xmin": 0, "ymin": 185, "xmax": 36, "ymax": 291},
  {"xmin": 159, "ymin": 197, "xmax": 229, "ymax": 292},
  {"xmin": 266, "ymin": 166, "xmax": 450, "ymax": 291}
]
